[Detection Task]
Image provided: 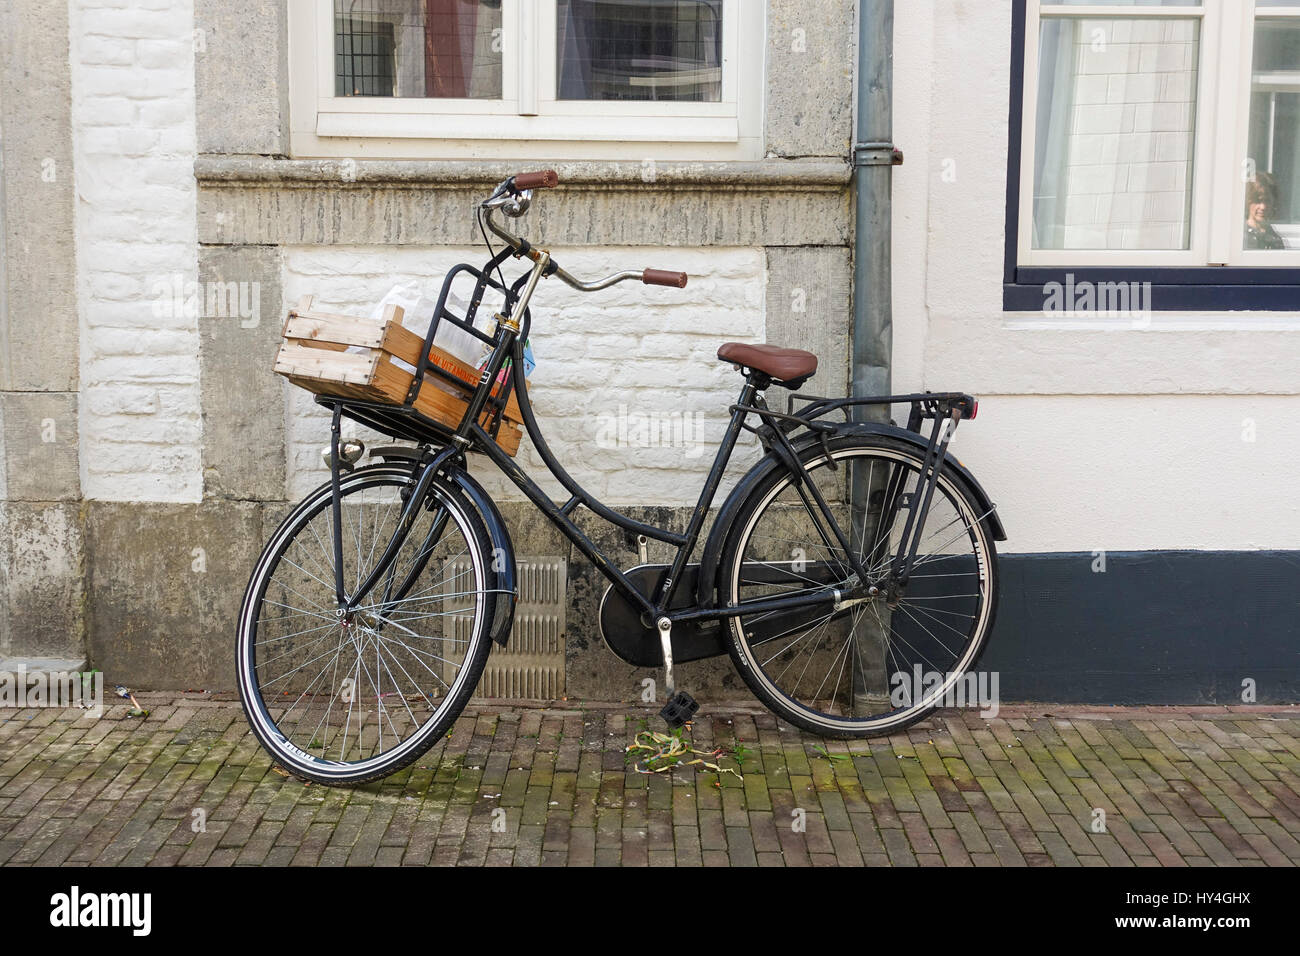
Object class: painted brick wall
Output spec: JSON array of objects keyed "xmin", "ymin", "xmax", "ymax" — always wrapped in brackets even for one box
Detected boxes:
[
  {"xmin": 282, "ymin": 246, "xmax": 767, "ymax": 505},
  {"xmin": 71, "ymin": 0, "xmax": 201, "ymax": 502}
]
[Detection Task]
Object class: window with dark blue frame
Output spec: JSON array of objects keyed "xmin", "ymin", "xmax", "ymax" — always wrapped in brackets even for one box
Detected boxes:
[{"xmin": 1006, "ymin": 0, "xmax": 1300, "ymax": 312}]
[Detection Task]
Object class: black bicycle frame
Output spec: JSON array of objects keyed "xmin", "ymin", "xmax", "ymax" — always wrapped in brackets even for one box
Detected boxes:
[{"xmin": 320, "ymin": 252, "xmax": 973, "ymax": 632}]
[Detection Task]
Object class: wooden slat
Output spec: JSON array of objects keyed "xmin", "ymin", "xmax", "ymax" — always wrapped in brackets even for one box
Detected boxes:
[
  {"xmin": 373, "ymin": 321, "xmax": 523, "ymax": 424},
  {"xmin": 283, "ymin": 314, "xmax": 390, "ymax": 349},
  {"xmin": 274, "ymin": 343, "xmax": 378, "ymax": 384},
  {"xmin": 275, "ymin": 301, "xmax": 524, "ymax": 456},
  {"xmin": 371, "ymin": 354, "xmax": 522, "ymax": 456}
]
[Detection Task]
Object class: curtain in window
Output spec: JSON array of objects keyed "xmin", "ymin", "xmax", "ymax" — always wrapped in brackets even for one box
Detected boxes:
[
  {"xmin": 424, "ymin": 0, "xmax": 478, "ymax": 98},
  {"xmin": 1032, "ymin": 21, "xmax": 1078, "ymax": 250}
]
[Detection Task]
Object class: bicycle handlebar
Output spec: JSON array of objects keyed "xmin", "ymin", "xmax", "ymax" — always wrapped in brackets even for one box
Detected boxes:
[
  {"xmin": 511, "ymin": 169, "xmax": 559, "ymax": 191},
  {"xmin": 642, "ymin": 269, "xmax": 688, "ymax": 288},
  {"xmin": 481, "ymin": 176, "xmax": 689, "ymax": 292}
]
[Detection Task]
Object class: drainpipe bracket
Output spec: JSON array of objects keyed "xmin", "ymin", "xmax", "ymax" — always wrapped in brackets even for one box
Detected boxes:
[{"xmin": 853, "ymin": 142, "xmax": 904, "ymax": 167}]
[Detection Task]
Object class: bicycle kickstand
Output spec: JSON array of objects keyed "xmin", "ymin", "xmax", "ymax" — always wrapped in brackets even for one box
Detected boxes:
[{"xmin": 656, "ymin": 617, "xmax": 698, "ymax": 730}]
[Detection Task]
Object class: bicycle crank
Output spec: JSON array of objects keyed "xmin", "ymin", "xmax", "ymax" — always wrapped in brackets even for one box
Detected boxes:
[{"xmin": 655, "ymin": 617, "xmax": 700, "ymax": 729}]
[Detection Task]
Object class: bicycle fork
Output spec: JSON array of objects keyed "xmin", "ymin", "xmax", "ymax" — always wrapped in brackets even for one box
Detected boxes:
[{"xmin": 326, "ymin": 413, "xmax": 457, "ymax": 623}]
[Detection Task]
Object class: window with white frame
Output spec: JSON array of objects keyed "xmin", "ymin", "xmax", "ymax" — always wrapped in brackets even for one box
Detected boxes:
[
  {"xmin": 288, "ymin": 0, "xmax": 764, "ymax": 160},
  {"xmin": 1017, "ymin": 0, "xmax": 1300, "ymax": 269}
]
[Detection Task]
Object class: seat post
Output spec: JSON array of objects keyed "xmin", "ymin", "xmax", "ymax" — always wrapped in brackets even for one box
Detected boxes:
[{"xmin": 738, "ymin": 372, "xmax": 769, "ymax": 406}]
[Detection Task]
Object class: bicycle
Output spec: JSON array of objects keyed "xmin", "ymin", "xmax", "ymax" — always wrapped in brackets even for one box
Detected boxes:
[{"xmin": 237, "ymin": 170, "xmax": 1007, "ymax": 786}]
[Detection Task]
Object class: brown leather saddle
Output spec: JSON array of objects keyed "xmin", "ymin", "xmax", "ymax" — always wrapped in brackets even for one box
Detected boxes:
[{"xmin": 716, "ymin": 342, "xmax": 817, "ymax": 389}]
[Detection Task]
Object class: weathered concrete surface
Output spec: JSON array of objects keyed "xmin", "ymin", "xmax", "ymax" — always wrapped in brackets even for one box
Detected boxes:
[
  {"xmin": 766, "ymin": 0, "xmax": 856, "ymax": 158},
  {"xmin": 198, "ymin": 184, "xmax": 850, "ymax": 248},
  {"xmin": 194, "ymin": 0, "xmax": 288, "ymax": 156},
  {"xmin": 85, "ymin": 500, "xmax": 265, "ymax": 690},
  {"xmin": 194, "ymin": 157, "xmax": 852, "ymax": 187},
  {"xmin": 197, "ymin": 245, "xmax": 284, "ymax": 500},
  {"xmin": 765, "ymin": 246, "xmax": 852, "ymax": 395},
  {"xmin": 0, "ymin": 0, "xmax": 78, "ymax": 392},
  {"xmin": 0, "ymin": 391, "xmax": 80, "ymax": 502},
  {"xmin": 84, "ymin": 495, "xmax": 747, "ymax": 697},
  {"xmin": 0, "ymin": 502, "xmax": 84, "ymax": 660}
]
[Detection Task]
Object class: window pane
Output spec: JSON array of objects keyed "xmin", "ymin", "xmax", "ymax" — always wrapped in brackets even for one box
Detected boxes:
[
  {"xmin": 335, "ymin": 0, "xmax": 502, "ymax": 99},
  {"xmin": 556, "ymin": 0, "xmax": 723, "ymax": 102},
  {"xmin": 1245, "ymin": 19, "xmax": 1300, "ymax": 250},
  {"xmin": 1041, "ymin": 1, "xmax": 1200, "ymax": 6},
  {"xmin": 1032, "ymin": 18, "xmax": 1200, "ymax": 251}
]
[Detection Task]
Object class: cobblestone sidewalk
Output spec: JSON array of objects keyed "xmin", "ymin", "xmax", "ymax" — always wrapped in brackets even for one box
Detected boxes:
[{"xmin": 2, "ymin": 696, "xmax": 1298, "ymax": 867}]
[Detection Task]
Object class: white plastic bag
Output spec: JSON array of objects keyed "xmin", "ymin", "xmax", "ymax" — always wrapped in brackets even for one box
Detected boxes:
[{"xmin": 361, "ymin": 281, "xmax": 488, "ymax": 372}]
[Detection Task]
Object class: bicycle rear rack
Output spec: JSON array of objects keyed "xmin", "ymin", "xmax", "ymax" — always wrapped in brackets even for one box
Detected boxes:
[{"xmin": 724, "ymin": 390, "xmax": 978, "ymax": 594}]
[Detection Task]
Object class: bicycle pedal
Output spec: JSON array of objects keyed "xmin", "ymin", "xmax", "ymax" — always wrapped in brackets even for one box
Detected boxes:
[{"xmin": 659, "ymin": 691, "xmax": 699, "ymax": 729}]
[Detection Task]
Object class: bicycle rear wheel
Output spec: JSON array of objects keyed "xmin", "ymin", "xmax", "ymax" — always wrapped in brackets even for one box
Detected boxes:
[
  {"xmin": 237, "ymin": 463, "xmax": 497, "ymax": 785},
  {"xmin": 720, "ymin": 434, "xmax": 999, "ymax": 737}
]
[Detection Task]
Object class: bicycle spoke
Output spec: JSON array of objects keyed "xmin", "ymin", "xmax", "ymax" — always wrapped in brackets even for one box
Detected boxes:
[
  {"xmin": 241, "ymin": 466, "xmax": 495, "ymax": 781},
  {"xmin": 730, "ymin": 441, "xmax": 995, "ymax": 734}
]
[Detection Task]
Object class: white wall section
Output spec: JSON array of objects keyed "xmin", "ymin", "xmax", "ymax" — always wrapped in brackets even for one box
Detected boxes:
[
  {"xmin": 891, "ymin": 0, "xmax": 1300, "ymax": 554},
  {"xmin": 71, "ymin": 0, "xmax": 201, "ymax": 502},
  {"xmin": 282, "ymin": 246, "xmax": 767, "ymax": 505}
]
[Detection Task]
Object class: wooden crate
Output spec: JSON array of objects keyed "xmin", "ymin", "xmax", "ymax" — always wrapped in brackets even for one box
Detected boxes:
[{"xmin": 275, "ymin": 295, "xmax": 524, "ymax": 456}]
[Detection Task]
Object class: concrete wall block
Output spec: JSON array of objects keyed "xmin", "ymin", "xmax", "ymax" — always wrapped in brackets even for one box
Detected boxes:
[
  {"xmin": 0, "ymin": 501, "xmax": 85, "ymax": 659},
  {"xmin": 1, "ymin": 0, "xmax": 79, "ymax": 392},
  {"xmin": 199, "ymin": 184, "xmax": 852, "ymax": 248},
  {"xmin": 765, "ymin": 0, "xmax": 856, "ymax": 159},
  {"xmin": 86, "ymin": 499, "xmax": 263, "ymax": 689},
  {"xmin": 764, "ymin": 246, "xmax": 852, "ymax": 395},
  {"xmin": 0, "ymin": 391, "xmax": 81, "ymax": 501},
  {"xmin": 194, "ymin": 0, "xmax": 288, "ymax": 156},
  {"xmin": 552, "ymin": 504, "xmax": 745, "ymax": 701},
  {"xmin": 198, "ymin": 244, "xmax": 285, "ymax": 501},
  {"xmin": 85, "ymin": 494, "xmax": 749, "ymax": 696}
]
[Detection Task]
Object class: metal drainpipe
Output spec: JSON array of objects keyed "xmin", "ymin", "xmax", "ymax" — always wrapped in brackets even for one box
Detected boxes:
[
  {"xmin": 852, "ymin": 0, "xmax": 901, "ymax": 414},
  {"xmin": 850, "ymin": 0, "xmax": 902, "ymax": 711}
]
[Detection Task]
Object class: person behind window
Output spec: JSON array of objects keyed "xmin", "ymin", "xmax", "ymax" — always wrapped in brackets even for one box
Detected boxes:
[{"xmin": 1245, "ymin": 171, "xmax": 1285, "ymax": 251}]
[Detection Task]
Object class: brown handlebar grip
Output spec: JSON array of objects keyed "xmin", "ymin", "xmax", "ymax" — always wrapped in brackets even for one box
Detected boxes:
[
  {"xmin": 512, "ymin": 170, "xmax": 559, "ymax": 190},
  {"xmin": 642, "ymin": 269, "xmax": 688, "ymax": 288}
]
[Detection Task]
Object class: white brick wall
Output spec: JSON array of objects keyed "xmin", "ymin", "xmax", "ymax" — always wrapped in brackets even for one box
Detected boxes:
[
  {"xmin": 71, "ymin": 0, "xmax": 201, "ymax": 502},
  {"xmin": 283, "ymin": 246, "xmax": 766, "ymax": 505}
]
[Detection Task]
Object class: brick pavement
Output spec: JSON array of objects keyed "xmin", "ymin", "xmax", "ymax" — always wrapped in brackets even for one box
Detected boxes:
[{"xmin": 2, "ymin": 695, "xmax": 1298, "ymax": 867}]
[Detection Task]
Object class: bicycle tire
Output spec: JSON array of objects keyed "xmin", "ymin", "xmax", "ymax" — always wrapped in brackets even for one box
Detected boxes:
[
  {"xmin": 719, "ymin": 434, "xmax": 1000, "ymax": 738},
  {"xmin": 237, "ymin": 463, "xmax": 497, "ymax": 786}
]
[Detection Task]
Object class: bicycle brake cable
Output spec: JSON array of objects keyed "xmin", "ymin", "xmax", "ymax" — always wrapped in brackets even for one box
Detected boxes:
[{"xmin": 476, "ymin": 206, "xmax": 509, "ymax": 300}]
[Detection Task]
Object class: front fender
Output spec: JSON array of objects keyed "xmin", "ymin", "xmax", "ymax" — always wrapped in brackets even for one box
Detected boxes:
[
  {"xmin": 370, "ymin": 445, "xmax": 518, "ymax": 646},
  {"xmin": 694, "ymin": 421, "xmax": 1006, "ymax": 608}
]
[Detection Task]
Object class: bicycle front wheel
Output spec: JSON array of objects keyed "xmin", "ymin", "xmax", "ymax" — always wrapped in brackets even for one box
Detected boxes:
[
  {"xmin": 720, "ymin": 434, "xmax": 999, "ymax": 737},
  {"xmin": 237, "ymin": 463, "xmax": 498, "ymax": 785}
]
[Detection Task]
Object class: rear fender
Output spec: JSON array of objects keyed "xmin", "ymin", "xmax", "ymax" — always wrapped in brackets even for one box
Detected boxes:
[{"xmin": 694, "ymin": 422, "xmax": 1006, "ymax": 608}]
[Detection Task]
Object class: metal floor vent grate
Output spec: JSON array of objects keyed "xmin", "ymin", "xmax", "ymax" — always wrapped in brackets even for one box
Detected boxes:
[{"xmin": 449, "ymin": 557, "xmax": 566, "ymax": 700}]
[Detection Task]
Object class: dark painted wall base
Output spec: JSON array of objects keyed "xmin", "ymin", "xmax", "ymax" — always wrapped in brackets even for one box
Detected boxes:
[{"xmin": 981, "ymin": 551, "xmax": 1300, "ymax": 705}]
